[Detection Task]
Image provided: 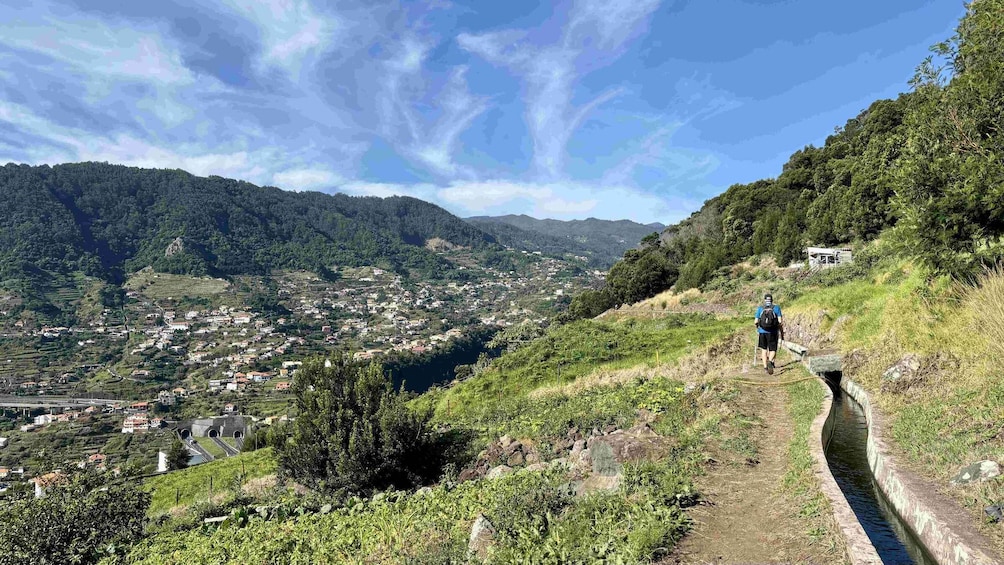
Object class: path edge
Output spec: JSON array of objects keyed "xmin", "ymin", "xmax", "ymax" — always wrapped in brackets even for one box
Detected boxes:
[{"xmin": 809, "ymin": 377, "xmax": 883, "ymax": 564}]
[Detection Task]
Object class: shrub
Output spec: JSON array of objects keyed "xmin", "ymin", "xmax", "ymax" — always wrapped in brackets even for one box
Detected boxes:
[
  {"xmin": 278, "ymin": 357, "xmax": 437, "ymax": 494},
  {"xmin": 0, "ymin": 472, "xmax": 150, "ymax": 565}
]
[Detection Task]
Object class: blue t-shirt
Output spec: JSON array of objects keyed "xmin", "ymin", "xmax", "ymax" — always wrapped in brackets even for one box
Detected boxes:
[{"xmin": 755, "ymin": 305, "xmax": 782, "ymax": 334}]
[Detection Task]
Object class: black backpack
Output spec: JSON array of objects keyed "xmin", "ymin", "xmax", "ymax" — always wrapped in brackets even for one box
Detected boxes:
[{"xmin": 758, "ymin": 306, "xmax": 778, "ymax": 331}]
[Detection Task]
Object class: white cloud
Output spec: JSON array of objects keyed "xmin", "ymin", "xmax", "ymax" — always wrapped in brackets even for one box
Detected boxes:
[
  {"xmin": 435, "ymin": 179, "xmax": 671, "ymax": 222},
  {"xmin": 0, "ymin": 16, "xmax": 193, "ymax": 86},
  {"xmin": 272, "ymin": 168, "xmax": 341, "ymax": 190},
  {"xmin": 459, "ymin": 0, "xmax": 659, "ymax": 180},
  {"xmin": 223, "ymin": 0, "xmax": 339, "ymax": 76}
]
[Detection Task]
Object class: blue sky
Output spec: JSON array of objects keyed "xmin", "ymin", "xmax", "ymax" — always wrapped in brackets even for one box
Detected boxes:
[{"xmin": 0, "ymin": 0, "xmax": 965, "ymax": 224}]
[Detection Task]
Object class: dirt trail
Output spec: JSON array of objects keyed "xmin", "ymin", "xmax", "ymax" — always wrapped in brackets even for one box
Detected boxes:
[{"xmin": 669, "ymin": 367, "xmax": 843, "ymax": 564}]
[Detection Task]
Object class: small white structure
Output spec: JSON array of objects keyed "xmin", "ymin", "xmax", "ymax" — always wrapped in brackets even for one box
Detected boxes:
[
  {"xmin": 806, "ymin": 246, "xmax": 853, "ymax": 269},
  {"xmin": 157, "ymin": 451, "xmax": 168, "ymax": 473},
  {"xmin": 0, "ymin": 437, "xmax": 7, "ymax": 448}
]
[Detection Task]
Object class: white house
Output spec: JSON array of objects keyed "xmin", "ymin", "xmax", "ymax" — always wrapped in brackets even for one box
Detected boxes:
[{"xmin": 806, "ymin": 246, "xmax": 853, "ymax": 268}]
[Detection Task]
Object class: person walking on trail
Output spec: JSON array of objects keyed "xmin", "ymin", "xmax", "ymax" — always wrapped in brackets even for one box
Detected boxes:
[{"xmin": 755, "ymin": 293, "xmax": 783, "ymax": 375}]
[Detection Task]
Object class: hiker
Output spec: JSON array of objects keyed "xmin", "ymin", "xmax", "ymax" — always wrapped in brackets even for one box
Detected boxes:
[{"xmin": 755, "ymin": 293, "xmax": 783, "ymax": 375}]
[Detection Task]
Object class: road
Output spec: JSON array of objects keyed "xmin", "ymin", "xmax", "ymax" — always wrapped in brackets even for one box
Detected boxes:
[{"xmin": 0, "ymin": 395, "xmax": 121, "ymax": 409}]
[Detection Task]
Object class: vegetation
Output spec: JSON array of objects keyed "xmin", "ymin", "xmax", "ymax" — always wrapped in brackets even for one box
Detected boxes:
[
  {"xmin": 143, "ymin": 448, "xmax": 277, "ymax": 516},
  {"xmin": 278, "ymin": 358, "xmax": 437, "ymax": 494},
  {"xmin": 0, "ymin": 472, "xmax": 150, "ymax": 565},
  {"xmin": 165, "ymin": 440, "xmax": 189, "ymax": 471},
  {"xmin": 564, "ymin": 0, "xmax": 1004, "ymax": 313},
  {"xmin": 467, "ymin": 214, "xmax": 663, "ymax": 268}
]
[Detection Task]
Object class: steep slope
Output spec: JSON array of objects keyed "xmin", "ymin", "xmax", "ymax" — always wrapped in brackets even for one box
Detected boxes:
[
  {"xmin": 467, "ymin": 214, "xmax": 662, "ymax": 268},
  {"xmin": 0, "ymin": 162, "xmax": 497, "ymax": 309}
]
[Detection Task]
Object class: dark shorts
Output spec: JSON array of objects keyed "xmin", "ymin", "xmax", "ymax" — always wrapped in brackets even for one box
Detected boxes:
[{"xmin": 758, "ymin": 331, "xmax": 779, "ymax": 352}]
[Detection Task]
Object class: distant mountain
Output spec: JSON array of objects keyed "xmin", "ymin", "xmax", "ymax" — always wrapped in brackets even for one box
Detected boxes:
[
  {"xmin": 0, "ymin": 163, "xmax": 500, "ymax": 314},
  {"xmin": 466, "ymin": 214, "xmax": 663, "ymax": 268}
]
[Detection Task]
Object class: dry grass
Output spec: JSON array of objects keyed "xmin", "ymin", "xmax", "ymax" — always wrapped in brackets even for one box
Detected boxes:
[{"xmin": 529, "ymin": 329, "xmax": 750, "ymax": 399}]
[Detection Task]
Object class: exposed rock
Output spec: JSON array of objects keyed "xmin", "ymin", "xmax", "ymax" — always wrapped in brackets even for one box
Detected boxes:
[
  {"xmin": 881, "ymin": 354, "xmax": 922, "ymax": 384},
  {"xmin": 507, "ymin": 451, "xmax": 524, "ymax": 467},
  {"xmin": 485, "ymin": 465, "xmax": 514, "ymax": 480},
  {"xmin": 589, "ymin": 426, "xmax": 672, "ymax": 464},
  {"xmin": 524, "ymin": 451, "xmax": 540, "ymax": 464},
  {"xmin": 524, "ymin": 463, "xmax": 549, "ymax": 473},
  {"xmin": 499, "ymin": 435, "xmax": 513, "ymax": 449},
  {"xmin": 468, "ymin": 514, "xmax": 496, "ymax": 560},
  {"xmin": 589, "ymin": 440, "xmax": 623, "ymax": 477},
  {"xmin": 502, "ymin": 441, "xmax": 522, "ymax": 457},
  {"xmin": 952, "ymin": 461, "xmax": 1001, "ymax": 485},
  {"xmin": 165, "ymin": 236, "xmax": 185, "ymax": 257},
  {"xmin": 577, "ymin": 473, "xmax": 623, "ymax": 495},
  {"xmin": 985, "ymin": 505, "xmax": 1004, "ymax": 523},
  {"xmin": 415, "ymin": 487, "xmax": 433, "ymax": 497},
  {"xmin": 570, "ymin": 439, "xmax": 586, "ymax": 457}
]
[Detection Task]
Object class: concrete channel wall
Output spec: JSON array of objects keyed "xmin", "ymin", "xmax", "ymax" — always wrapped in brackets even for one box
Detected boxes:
[
  {"xmin": 809, "ymin": 378, "xmax": 884, "ymax": 564},
  {"xmin": 788, "ymin": 342, "xmax": 1003, "ymax": 565},
  {"xmin": 840, "ymin": 376, "xmax": 1001, "ymax": 565}
]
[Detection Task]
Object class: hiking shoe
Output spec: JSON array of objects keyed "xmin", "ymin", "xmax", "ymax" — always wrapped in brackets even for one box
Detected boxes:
[{"xmin": 767, "ymin": 363, "xmax": 774, "ymax": 375}]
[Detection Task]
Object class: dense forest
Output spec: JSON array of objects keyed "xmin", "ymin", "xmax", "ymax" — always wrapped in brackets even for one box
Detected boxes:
[
  {"xmin": 467, "ymin": 214, "xmax": 663, "ymax": 268},
  {"xmin": 569, "ymin": 0, "xmax": 1004, "ymax": 318}
]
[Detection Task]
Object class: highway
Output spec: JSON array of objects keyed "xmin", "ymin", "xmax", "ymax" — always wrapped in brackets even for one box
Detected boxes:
[{"xmin": 0, "ymin": 395, "xmax": 122, "ymax": 409}]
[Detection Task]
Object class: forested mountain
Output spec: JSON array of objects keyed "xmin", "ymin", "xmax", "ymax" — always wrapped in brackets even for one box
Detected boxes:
[
  {"xmin": 466, "ymin": 215, "xmax": 663, "ymax": 268},
  {"xmin": 464, "ymin": 220, "xmax": 601, "ymax": 266},
  {"xmin": 568, "ymin": 0, "xmax": 1004, "ymax": 318},
  {"xmin": 0, "ymin": 163, "xmax": 498, "ymax": 311}
]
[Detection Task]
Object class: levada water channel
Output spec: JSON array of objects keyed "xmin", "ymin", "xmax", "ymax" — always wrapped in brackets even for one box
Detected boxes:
[{"xmin": 822, "ymin": 372, "xmax": 936, "ymax": 565}]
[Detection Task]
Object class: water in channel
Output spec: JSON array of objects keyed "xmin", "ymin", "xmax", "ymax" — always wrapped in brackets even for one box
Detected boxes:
[{"xmin": 822, "ymin": 374, "xmax": 935, "ymax": 565}]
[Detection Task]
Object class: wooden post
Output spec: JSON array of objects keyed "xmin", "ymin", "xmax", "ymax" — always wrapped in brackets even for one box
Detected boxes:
[
  {"xmin": 209, "ymin": 476, "xmax": 213, "ymax": 500},
  {"xmin": 176, "ymin": 488, "xmax": 180, "ymax": 505}
]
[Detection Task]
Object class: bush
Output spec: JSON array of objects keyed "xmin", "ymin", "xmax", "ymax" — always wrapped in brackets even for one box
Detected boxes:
[
  {"xmin": 0, "ymin": 472, "xmax": 150, "ymax": 565},
  {"xmin": 278, "ymin": 357, "xmax": 438, "ymax": 494}
]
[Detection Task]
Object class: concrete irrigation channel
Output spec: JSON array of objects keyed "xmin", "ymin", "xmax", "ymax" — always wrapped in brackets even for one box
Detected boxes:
[{"xmin": 785, "ymin": 341, "xmax": 1002, "ymax": 565}]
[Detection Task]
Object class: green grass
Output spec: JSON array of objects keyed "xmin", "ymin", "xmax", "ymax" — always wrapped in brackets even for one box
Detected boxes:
[
  {"xmin": 783, "ymin": 369, "xmax": 840, "ymax": 550},
  {"xmin": 124, "ymin": 271, "xmax": 229, "ymax": 300},
  {"xmin": 144, "ymin": 449, "xmax": 277, "ymax": 515},
  {"xmin": 423, "ymin": 314, "xmax": 743, "ymax": 441},
  {"xmin": 193, "ymin": 437, "xmax": 226, "ymax": 460}
]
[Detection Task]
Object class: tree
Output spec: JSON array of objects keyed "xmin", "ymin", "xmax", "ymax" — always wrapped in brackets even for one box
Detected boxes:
[
  {"xmin": 277, "ymin": 357, "xmax": 436, "ymax": 494},
  {"xmin": 0, "ymin": 472, "xmax": 150, "ymax": 565},
  {"xmin": 165, "ymin": 439, "xmax": 189, "ymax": 471}
]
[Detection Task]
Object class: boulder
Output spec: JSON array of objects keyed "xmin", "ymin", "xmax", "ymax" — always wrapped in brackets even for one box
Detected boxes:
[
  {"xmin": 524, "ymin": 463, "xmax": 549, "ymax": 473},
  {"xmin": 952, "ymin": 461, "xmax": 1001, "ymax": 485},
  {"xmin": 985, "ymin": 505, "xmax": 1004, "ymax": 523},
  {"xmin": 485, "ymin": 465, "xmax": 514, "ymax": 480},
  {"xmin": 499, "ymin": 435, "xmax": 513, "ymax": 449},
  {"xmin": 507, "ymin": 451, "xmax": 524, "ymax": 467},
  {"xmin": 468, "ymin": 514, "xmax": 496, "ymax": 560},
  {"xmin": 570, "ymin": 439, "xmax": 586, "ymax": 457},
  {"xmin": 589, "ymin": 440, "xmax": 623, "ymax": 477},
  {"xmin": 881, "ymin": 354, "xmax": 922, "ymax": 383},
  {"xmin": 524, "ymin": 451, "xmax": 540, "ymax": 464}
]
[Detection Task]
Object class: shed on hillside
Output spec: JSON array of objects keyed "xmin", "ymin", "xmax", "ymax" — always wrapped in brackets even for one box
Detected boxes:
[{"xmin": 806, "ymin": 246, "xmax": 853, "ymax": 268}]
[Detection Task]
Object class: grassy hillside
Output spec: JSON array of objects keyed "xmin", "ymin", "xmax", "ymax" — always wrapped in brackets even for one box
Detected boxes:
[
  {"xmin": 143, "ymin": 448, "xmax": 277, "ymax": 516},
  {"xmin": 100, "ymin": 305, "xmax": 846, "ymax": 564}
]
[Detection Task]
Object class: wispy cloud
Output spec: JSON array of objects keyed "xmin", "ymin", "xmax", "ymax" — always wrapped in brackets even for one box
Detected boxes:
[
  {"xmin": 221, "ymin": 0, "xmax": 339, "ymax": 78},
  {"xmin": 377, "ymin": 37, "xmax": 488, "ymax": 177},
  {"xmin": 459, "ymin": 0, "xmax": 660, "ymax": 179}
]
